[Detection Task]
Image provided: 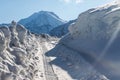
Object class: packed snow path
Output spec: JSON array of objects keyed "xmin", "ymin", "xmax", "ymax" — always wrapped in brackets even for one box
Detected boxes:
[
  {"xmin": 41, "ymin": 41, "xmax": 58, "ymax": 80},
  {"xmin": 59, "ymin": 41, "xmax": 117, "ymax": 80}
]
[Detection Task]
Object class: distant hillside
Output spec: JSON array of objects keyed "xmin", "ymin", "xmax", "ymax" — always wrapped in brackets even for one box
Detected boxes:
[{"xmin": 50, "ymin": 20, "xmax": 76, "ymax": 37}]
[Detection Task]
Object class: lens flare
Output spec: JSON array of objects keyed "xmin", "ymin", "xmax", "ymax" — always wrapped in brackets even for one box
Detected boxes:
[{"xmin": 98, "ymin": 21, "xmax": 120, "ymax": 62}]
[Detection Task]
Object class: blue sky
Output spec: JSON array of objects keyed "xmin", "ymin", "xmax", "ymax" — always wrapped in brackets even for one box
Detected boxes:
[{"xmin": 0, "ymin": 0, "xmax": 113, "ymax": 23}]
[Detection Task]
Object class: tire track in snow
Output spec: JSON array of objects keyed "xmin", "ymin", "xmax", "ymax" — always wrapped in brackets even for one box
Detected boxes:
[{"xmin": 41, "ymin": 42, "xmax": 58, "ymax": 80}]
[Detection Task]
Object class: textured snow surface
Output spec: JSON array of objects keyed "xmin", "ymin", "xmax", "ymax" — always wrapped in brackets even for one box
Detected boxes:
[
  {"xmin": 19, "ymin": 11, "xmax": 66, "ymax": 34},
  {"xmin": 1, "ymin": 1, "xmax": 120, "ymax": 80},
  {"xmin": 46, "ymin": 42, "xmax": 109, "ymax": 80},
  {"xmin": 0, "ymin": 21, "xmax": 109, "ymax": 80},
  {"xmin": 66, "ymin": 1, "xmax": 120, "ymax": 80},
  {"xmin": 0, "ymin": 21, "xmax": 52, "ymax": 80}
]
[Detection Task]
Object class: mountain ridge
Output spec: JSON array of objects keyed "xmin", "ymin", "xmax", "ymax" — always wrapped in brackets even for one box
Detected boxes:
[
  {"xmin": 18, "ymin": 11, "xmax": 66, "ymax": 34},
  {"xmin": 49, "ymin": 19, "xmax": 76, "ymax": 37}
]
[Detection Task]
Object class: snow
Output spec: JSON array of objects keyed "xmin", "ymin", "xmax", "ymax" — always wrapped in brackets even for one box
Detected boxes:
[
  {"xmin": 90, "ymin": 0, "xmax": 120, "ymax": 13},
  {"xmin": 0, "ymin": 18, "xmax": 109, "ymax": 80},
  {"xmin": 46, "ymin": 40, "xmax": 109, "ymax": 80},
  {"xmin": 18, "ymin": 11, "xmax": 66, "ymax": 34},
  {"xmin": 0, "ymin": 22, "xmax": 50, "ymax": 80},
  {"xmin": 1, "ymin": 1, "xmax": 120, "ymax": 80},
  {"xmin": 65, "ymin": 1, "xmax": 120, "ymax": 80}
]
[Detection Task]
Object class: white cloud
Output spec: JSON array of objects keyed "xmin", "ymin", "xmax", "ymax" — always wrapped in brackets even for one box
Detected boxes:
[
  {"xmin": 64, "ymin": 0, "xmax": 70, "ymax": 3},
  {"xmin": 75, "ymin": 0, "xmax": 83, "ymax": 4},
  {"xmin": 61, "ymin": 0, "xmax": 83, "ymax": 4}
]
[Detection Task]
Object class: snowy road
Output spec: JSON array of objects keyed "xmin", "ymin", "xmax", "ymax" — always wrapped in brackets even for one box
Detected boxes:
[
  {"xmin": 60, "ymin": 42, "xmax": 116, "ymax": 80},
  {"xmin": 41, "ymin": 42, "xmax": 58, "ymax": 80}
]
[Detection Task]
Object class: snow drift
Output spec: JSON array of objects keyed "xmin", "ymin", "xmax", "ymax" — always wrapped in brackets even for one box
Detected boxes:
[
  {"xmin": 0, "ymin": 21, "xmax": 52, "ymax": 80},
  {"xmin": 47, "ymin": 1, "xmax": 120, "ymax": 80}
]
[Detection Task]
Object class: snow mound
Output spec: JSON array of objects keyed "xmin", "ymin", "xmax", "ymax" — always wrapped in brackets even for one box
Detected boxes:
[
  {"xmin": 0, "ymin": 21, "xmax": 50, "ymax": 80},
  {"xmin": 48, "ymin": 1, "xmax": 120, "ymax": 80},
  {"xmin": 66, "ymin": 1, "xmax": 120, "ymax": 80}
]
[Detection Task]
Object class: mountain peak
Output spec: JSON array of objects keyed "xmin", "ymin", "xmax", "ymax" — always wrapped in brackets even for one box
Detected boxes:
[
  {"xmin": 18, "ymin": 11, "xmax": 66, "ymax": 34},
  {"xmin": 37, "ymin": 11, "xmax": 63, "ymax": 21}
]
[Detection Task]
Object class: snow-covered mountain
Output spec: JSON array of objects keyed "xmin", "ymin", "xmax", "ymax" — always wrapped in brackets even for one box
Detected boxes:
[
  {"xmin": 19, "ymin": 11, "xmax": 66, "ymax": 34},
  {"xmin": 47, "ymin": 1, "xmax": 120, "ymax": 80},
  {"xmin": 50, "ymin": 20, "xmax": 76, "ymax": 37}
]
